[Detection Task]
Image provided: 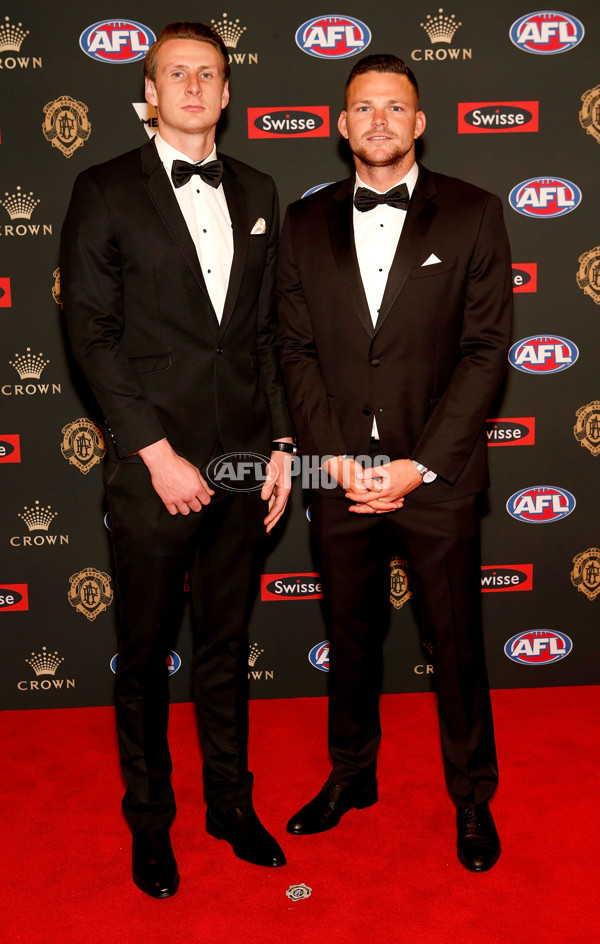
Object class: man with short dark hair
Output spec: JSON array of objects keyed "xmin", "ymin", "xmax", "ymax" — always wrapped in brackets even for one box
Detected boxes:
[
  {"xmin": 61, "ymin": 21, "xmax": 293, "ymax": 897},
  {"xmin": 277, "ymin": 54, "xmax": 512, "ymax": 872}
]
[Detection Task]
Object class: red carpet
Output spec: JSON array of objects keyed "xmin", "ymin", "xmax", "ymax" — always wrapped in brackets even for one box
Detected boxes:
[{"xmin": 3, "ymin": 688, "xmax": 598, "ymax": 943}]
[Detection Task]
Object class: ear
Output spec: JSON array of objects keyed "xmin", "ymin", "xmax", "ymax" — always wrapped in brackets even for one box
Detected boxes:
[
  {"xmin": 337, "ymin": 110, "xmax": 349, "ymax": 140},
  {"xmin": 221, "ymin": 80, "xmax": 230, "ymax": 110},
  {"xmin": 145, "ymin": 77, "xmax": 158, "ymax": 107},
  {"xmin": 414, "ymin": 110, "xmax": 426, "ymax": 140}
]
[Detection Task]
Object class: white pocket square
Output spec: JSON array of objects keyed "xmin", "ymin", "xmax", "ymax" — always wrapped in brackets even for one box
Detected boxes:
[
  {"xmin": 251, "ymin": 217, "xmax": 266, "ymax": 235},
  {"xmin": 422, "ymin": 253, "xmax": 442, "ymax": 266}
]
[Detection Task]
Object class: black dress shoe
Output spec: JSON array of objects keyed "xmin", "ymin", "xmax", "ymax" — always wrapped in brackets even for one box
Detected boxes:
[
  {"xmin": 456, "ymin": 802, "xmax": 501, "ymax": 872},
  {"xmin": 287, "ymin": 780, "xmax": 378, "ymax": 835},
  {"xmin": 206, "ymin": 805, "xmax": 286, "ymax": 867},
  {"xmin": 132, "ymin": 829, "xmax": 180, "ymax": 898}
]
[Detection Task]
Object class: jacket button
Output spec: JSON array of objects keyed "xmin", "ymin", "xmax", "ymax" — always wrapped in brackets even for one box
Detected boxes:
[
  {"xmin": 216, "ymin": 347, "xmax": 223, "ymax": 355},
  {"xmin": 370, "ymin": 358, "xmax": 381, "ymax": 367},
  {"xmin": 362, "ymin": 408, "xmax": 372, "ymax": 416}
]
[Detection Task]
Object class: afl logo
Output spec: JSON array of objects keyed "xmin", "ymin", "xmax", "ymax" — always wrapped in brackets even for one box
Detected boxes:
[
  {"xmin": 308, "ymin": 641, "xmax": 330, "ymax": 672},
  {"xmin": 509, "ymin": 336, "xmax": 578, "ymax": 374},
  {"xmin": 509, "ymin": 177, "xmax": 581, "ymax": 218},
  {"xmin": 80, "ymin": 20, "xmax": 156, "ymax": 63},
  {"xmin": 504, "ymin": 630, "xmax": 572, "ymax": 665},
  {"xmin": 506, "ymin": 486, "xmax": 576, "ymax": 523},
  {"xmin": 110, "ymin": 651, "xmax": 180, "ymax": 675},
  {"xmin": 296, "ymin": 16, "xmax": 371, "ymax": 59},
  {"xmin": 510, "ymin": 11, "xmax": 584, "ymax": 55}
]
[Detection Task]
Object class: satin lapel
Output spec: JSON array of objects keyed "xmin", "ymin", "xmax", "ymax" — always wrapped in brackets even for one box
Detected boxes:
[
  {"xmin": 218, "ymin": 164, "xmax": 248, "ymax": 338},
  {"xmin": 141, "ymin": 140, "xmax": 211, "ymax": 304},
  {"xmin": 374, "ymin": 168, "xmax": 438, "ymax": 333},
  {"xmin": 327, "ymin": 180, "xmax": 374, "ymax": 339}
]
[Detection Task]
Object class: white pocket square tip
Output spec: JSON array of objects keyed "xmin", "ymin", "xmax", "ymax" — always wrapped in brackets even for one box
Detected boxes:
[
  {"xmin": 251, "ymin": 217, "xmax": 266, "ymax": 235},
  {"xmin": 422, "ymin": 253, "xmax": 442, "ymax": 266}
]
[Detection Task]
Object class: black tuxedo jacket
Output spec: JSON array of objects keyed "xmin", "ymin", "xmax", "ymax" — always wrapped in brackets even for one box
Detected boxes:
[
  {"xmin": 61, "ymin": 138, "xmax": 291, "ymax": 466},
  {"xmin": 276, "ymin": 165, "xmax": 513, "ymax": 503}
]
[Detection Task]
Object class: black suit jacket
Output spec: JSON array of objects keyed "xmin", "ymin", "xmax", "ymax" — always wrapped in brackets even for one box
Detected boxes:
[
  {"xmin": 276, "ymin": 165, "xmax": 513, "ymax": 503},
  {"xmin": 61, "ymin": 138, "xmax": 291, "ymax": 466}
]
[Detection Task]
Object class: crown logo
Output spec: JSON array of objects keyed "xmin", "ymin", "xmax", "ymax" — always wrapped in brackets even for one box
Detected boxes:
[
  {"xmin": 1, "ymin": 187, "xmax": 40, "ymax": 220},
  {"xmin": 9, "ymin": 347, "xmax": 49, "ymax": 379},
  {"xmin": 18, "ymin": 500, "xmax": 58, "ymax": 532},
  {"xmin": 0, "ymin": 16, "xmax": 30, "ymax": 52},
  {"xmin": 25, "ymin": 646, "xmax": 64, "ymax": 676},
  {"xmin": 211, "ymin": 12, "xmax": 246, "ymax": 48},
  {"xmin": 248, "ymin": 642, "xmax": 264, "ymax": 667},
  {"xmin": 420, "ymin": 8, "xmax": 462, "ymax": 43}
]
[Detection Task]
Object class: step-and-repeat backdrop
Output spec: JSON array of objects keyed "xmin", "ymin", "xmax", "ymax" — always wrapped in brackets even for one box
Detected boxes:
[{"xmin": 1, "ymin": 1, "xmax": 598, "ymax": 709}]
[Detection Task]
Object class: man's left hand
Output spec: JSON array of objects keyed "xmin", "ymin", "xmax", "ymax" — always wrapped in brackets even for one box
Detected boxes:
[
  {"xmin": 262, "ymin": 449, "xmax": 294, "ymax": 533},
  {"xmin": 345, "ymin": 459, "xmax": 422, "ymax": 514}
]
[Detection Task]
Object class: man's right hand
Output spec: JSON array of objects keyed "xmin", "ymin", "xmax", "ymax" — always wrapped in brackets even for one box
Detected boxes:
[
  {"xmin": 322, "ymin": 455, "xmax": 403, "ymax": 513},
  {"xmin": 137, "ymin": 439, "xmax": 213, "ymax": 515}
]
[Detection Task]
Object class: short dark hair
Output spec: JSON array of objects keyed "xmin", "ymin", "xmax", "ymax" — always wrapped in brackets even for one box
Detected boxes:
[
  {"xmin": 344, "ymin": 54, "xmax": 419, "ymax": 106},
  {"xmin": 144, "ymin": 22, "xmax": 231, "ymax": 82}
]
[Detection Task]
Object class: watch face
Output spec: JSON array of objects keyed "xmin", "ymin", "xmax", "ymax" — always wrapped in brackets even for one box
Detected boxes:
[{"xmin": 423, "ymin": 470, "xmax": 437, "ymax": 483}]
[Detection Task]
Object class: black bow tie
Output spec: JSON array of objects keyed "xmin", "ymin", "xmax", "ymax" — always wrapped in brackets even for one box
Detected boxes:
[
  {"xmin": 171, "ymin": 158, "xmax": 224, "ymax": 189},
  {"xmin": 354, "ymin": 183, "xmax": 410, "ymax": 212}
]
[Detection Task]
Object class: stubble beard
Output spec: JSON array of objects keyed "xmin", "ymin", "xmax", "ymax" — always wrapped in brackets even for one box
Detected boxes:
[{"xmin": 352, "ymin": 138, "xmax": 412, "ymax": 168}]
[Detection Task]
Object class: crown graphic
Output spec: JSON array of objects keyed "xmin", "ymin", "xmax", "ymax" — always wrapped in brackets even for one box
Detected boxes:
[
  {"xmin": 1, "ymin": 187, "xmax": 40, "ymax": 220},
  {"xmin": 25, "ymin": 647, "xmax": 64, "ymax": 676},
  {"xmin": 18, "ymin": 500, "xmax": 58, "ymax": 532},
  {"xmin": 211, "ymin": 12, "xmax": 246, "ymax": 48},
  {"xmin": 420, "ymin": 8, "xmax": 462, "ymax": 43},
  {"xmin": 0, "ymin": 16, "xmax": 30, "ymax": 52},
  {"xmin": 9, "ymin": 347, "xmax": 49, "ymax": 379},
  {"xmin": 248, "ymin": 642, "xmax": 264, "ymax": 667}
]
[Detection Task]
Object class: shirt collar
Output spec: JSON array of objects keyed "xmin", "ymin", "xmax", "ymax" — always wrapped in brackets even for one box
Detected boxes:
[
  {"xmin": 354, "ymin": 161, "xmax": 419, "ymax": 197},
  {"xmin": 154, "ymin": 132, "xmax": 217, "ymax": 171}
]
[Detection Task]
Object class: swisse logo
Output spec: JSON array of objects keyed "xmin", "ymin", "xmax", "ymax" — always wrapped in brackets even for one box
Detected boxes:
[
  {"xmin": 504, "ymin": 630, "xmax": 572, "ymax": 665},
  {"xmin": 507, "ymin": 486, "xmax": 576, "ymax": 524},
  {"xmin": 308, "ymin": 641, "xmax": 329, "ymax": 672},
  {"xmin": 509, "ymin": 335, "xmax": 578, "ymax": 374},
  {"xmin": 0, "ymin": 433, "xmax": 21, "ymax": 462},
  {"xmin": 458, "ymin": 102, "xmax": 539, "ymax": 133},
  {"xmin": 510, "ymin": 11, "xmax": 584, "ymax": 55},
  {"xmin": 481, "ymin": 564, "xmax": 533, "ymax": 592},
  {"xmin": 0, "ymin": 276, "xmax": 11, "ymax": 306},
  {"xmin": 261, "ymin": 573, "xmax": 323, "ymax": 601},
  {"xmin": 512, "ymin": 262, "xmax": 537, "ymax": 292},
  {"xmin": 295, "ymin": 16, "xmax": 371, "ymax": 59},
  {"xmin": 0, "ymin": 583, "xmax": 28, "ymax": 611},
  {"xmin": 509, "ymin": 177, "xmax": 581, "ymax": 218},
  {"xmin": 486, "ymin": 417, "xmax": 535, "ymax": 446},
  {"xmin": 206, "ymin": 452, "xmax": 271, "ymax": 492},
  {"xmin": 79, "ymin": 20, "xmax": 156, "ymax": 64},
  {"xmin": 110, "ymin": 651, "xmax": 181, "ymax": 676},
  {"xmin": 248, "ymin": 107, "xmax": 330, "ymax": 139}
]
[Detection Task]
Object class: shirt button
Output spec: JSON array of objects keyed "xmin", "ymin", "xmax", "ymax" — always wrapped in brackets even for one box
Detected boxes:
[
  {"xmin": 362, "ymin": 408, "xmax": 372, "ymax": 416},
  {"xmin": 216, "ymin": 347, "xmax": 223, "ymax": 355},
  {"xmin": 370, "ymin": 358, "xmax": 381, "ymax": 367}
]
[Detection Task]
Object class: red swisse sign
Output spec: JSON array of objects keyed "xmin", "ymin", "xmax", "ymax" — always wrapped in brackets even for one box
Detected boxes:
[
  {"xmin": 0, "ymin": 584, "xmax": 29, "ymax": 612},
  {"xmin": 248, "ymin": 106, "xmax": 330, "ymax": 139},
  {"xmin": 512, "ymin": 263, "xmax": 537, "ymax": 293},
  {"xmin": 486, "ymin": 417, "xmax": 535, "ymax": 446},
  {"xmin": 458, "ymin": 101, "xmax": 539, "ymax": 133},
  {"xmin": 0, "ymin": 434, "xmax": 21, "ymax": 462},
  {"xmin": 261, "ymin": 573, "xmax": 323, "ymax": 600},
  {"xmin": 481, "ymin": 564, "xmax": 533, "ymax": 592}
]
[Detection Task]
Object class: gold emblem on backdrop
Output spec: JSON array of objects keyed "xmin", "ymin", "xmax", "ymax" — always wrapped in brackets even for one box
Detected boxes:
[
  {"xmin": 573, "ymin": 401, "xmax": 600, "ymax": 457},
  {"xmin": 576, "ymin": 247, "xmax": 600, "ymax": 306},
  {"xmin": 579, "ymin": 84, "xmax": 600, "ymax": 144},
  {"xmin": 68, "ymin": 568, "xmax": 113, "ymax": 621},
  {"xmin": 390, "ymin": 556, "xmax": 413, "ymax": 610},
  {"xmin": 52, "ymin": 267, "xmax": 61, "ymax": 306},
  {"xmin": 571, "ymin": 549, "xmax": 600, "ymax": 601},
  {"xmin": 42, "ymin": 95, "xmax": 91, "ymax": 158},
  {"xmin": 61, "ymin": 418, "xmax": 105, "ymax": 473}
]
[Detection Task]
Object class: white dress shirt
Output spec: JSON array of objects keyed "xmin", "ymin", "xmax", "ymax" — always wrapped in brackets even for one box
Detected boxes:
[
  {"xmin": 353, "ymin": 163, "xmax": 419, "ymax": 441},
  {"xmin": 154, "ymin": 133, "xmax": 233, "ymax": 322}
]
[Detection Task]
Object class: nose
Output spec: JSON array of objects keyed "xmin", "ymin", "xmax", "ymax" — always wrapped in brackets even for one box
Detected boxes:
[
  {"xmin": 186, "ymin": 74, "xmax": 201, "ymax": 95},
  {"xmin": 371, "ymin": 109, "xmax": 387, "ymax": 126}
]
